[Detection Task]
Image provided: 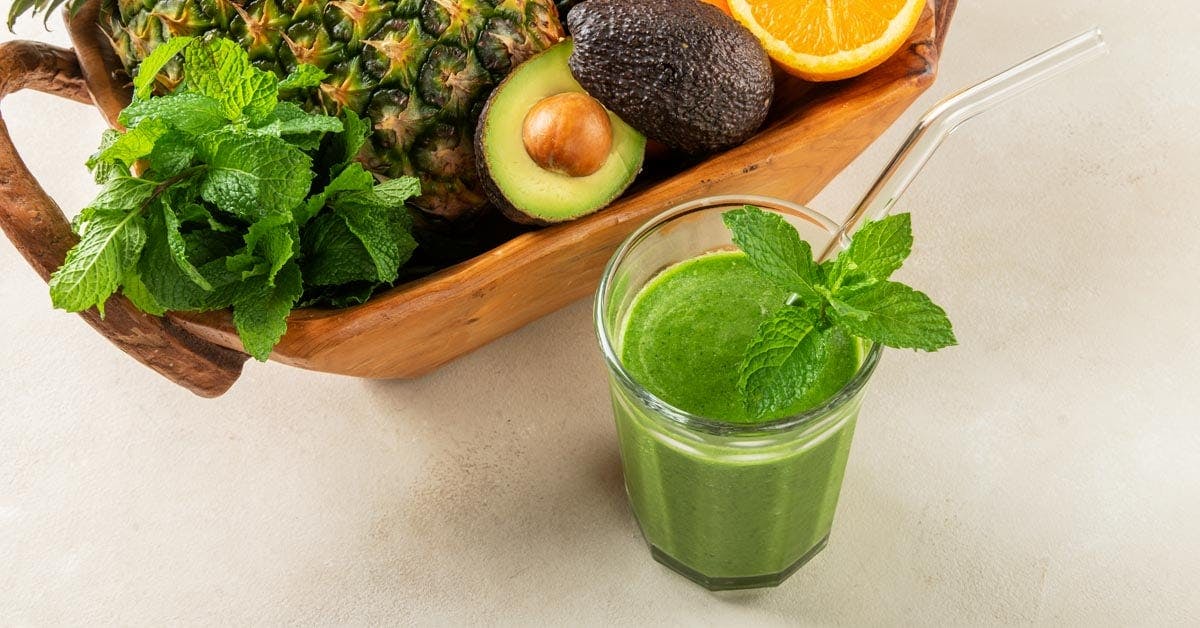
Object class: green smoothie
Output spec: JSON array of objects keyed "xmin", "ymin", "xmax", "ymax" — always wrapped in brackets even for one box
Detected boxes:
[
  {"xmin": 613, "ymin": 251, "xmax": 867, "ymax": 587},
  {"xmin": 621, "ymin": 252, "xmax": 860, "ymax": 422}
]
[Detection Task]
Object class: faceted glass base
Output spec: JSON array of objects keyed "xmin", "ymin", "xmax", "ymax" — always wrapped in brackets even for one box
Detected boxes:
[{"xmin": 648, "ymin": 535, "xmax": 830, "ymax": 591}]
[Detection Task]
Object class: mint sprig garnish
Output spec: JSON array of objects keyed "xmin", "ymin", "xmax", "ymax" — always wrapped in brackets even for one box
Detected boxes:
[
  {"xmin": 722, "ymin": 206, "xmax": 956, "ymax": 418},
  {"xmin": 723, "ymin": 207, "xmax": 823, "ymax": 307},
  {"xmin": 827, "ymin": 281, "xmax": 957, "ymax": 350},
  {"xmin": 48, "ymin": 37, "xmax": 421, "ymax": 361},
  {"xmin": 737, "ymin": 307, "xmax": 829, "ymax": 419}
]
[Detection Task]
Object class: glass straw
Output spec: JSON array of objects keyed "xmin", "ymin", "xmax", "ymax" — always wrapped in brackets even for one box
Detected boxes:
[{"xmin": 823, "ymin": 28, "xmax": 1108, "ymax": 259}]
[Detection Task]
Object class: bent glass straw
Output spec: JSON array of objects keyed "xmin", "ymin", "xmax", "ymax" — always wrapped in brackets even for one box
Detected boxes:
[{"xmin": 823, "ymin": 28, "xmax": 1108, "ymax": 259}]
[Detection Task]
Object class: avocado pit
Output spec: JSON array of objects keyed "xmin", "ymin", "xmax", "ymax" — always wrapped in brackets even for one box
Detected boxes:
[
  {"xmin": 522, "ymin": 92, "xmax": 614, "ymax": 177},
  {"xmin": 474, "ymin": 40, "xmax": 646, "ymax": 225}
]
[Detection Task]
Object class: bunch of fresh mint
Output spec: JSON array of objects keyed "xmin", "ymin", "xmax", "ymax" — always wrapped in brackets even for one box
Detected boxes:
[
  {"xmin": 723, "ymin": 206, "xmax": 956, "ymax": 417},
  {"xmin": 49, "ymin": 36, "xmax": 420, "ymax": 360}
]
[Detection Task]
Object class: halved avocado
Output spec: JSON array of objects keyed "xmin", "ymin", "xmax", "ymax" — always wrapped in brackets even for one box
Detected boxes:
[{"xmin": 475, "ymin": 40, "xmax": 646, "ymax": 225}]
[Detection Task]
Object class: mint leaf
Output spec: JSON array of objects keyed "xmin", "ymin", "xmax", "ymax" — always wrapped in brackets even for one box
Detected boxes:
[
  {"xmin": 183, "ymin": 38, "xmax": 278, "ymax": 123},
  {"xmin": 94, "ymin": 118, "xmax": 167, "ymax": 168},
  {"xmin": 319, "ymin": 108, "xmax": 368, "ymax": 172},
  {"xmin": 737, "ymin": 307, "xmax": 827, "ymax": 418},
  {"xmin": 371, "ymin": 176, "xmax": 421, "ymax": 206},
  {"xmin": 257, "ymin": 102, "xmax": 342, "ymax": 136},
  {"xmin": 300, "ymin": 213, "xmax": 380, "ymax": 286},
  {"xmin": 278, "ymin": 64, "xmax": 327, "ymax": 91},
  {"xmin": 171, "ymin": 200, "xmax": 238, "ymax": 233},
  {"xmin": 326, "ymin": 162, "xmax": 377, "ymax": 194},
  {"xmin": 232, "ymin": 260, "xmax": 303, "ymax": 360},
  {"xmin": 298, "ymin": 169, "xmax": 418, "ymax": 284},
  {"xmin": 121, "ymin": 271, "xmax": 166, "ymax": 316},
  {"xmin": 311, "ymin": 109, "xmax": 368, "ymax": 190},
  {"xmin": 171, "ymin": 201, "xmax": 210, "ymax": 225},
  {"xmin": 830, "ymin": 213, "xmax": 913, "ymax": 289},
  {"xmin": 298, "ymin": 282, "xmax": 377, "ymax": 308},
  {"xmin": 183, "ymin": 229, "xmax": 244, "ymax": 266},
  {"xmin": 49, "ymin": 208, "xmax": 147, "ymax": 315},
  {"xmin": 138, "ymin": 221, "xmax": 242, "ymax": 312},
  {"xmin": 197, "ymin": 131, "xmax": 313, "ymax": 221},
  {"xmin": 132, "ymin": 36, "xmax": 195, "ymax": 100},
  {"xmin": 147, "ymin": 130, "xmax": 195, "ymax": 177},
  {"xmin": 338, "ymin": 109, "xmax": 369, "ymax": 164},
  {"xmin": 160, "ymin": 203, "xmax": 213, "ymax": 290},
  {"xmin": 138, "ymin": 256, "xmax": 241, "ymax": 312},
  {"xmin": 331, "ymin": 191, "xmax": 415, "ymax": 284},
  {"xmin": 119, "ymin": 93, "xmax": 227, "ymax": 136},
  {"xmin": 251, "ymin": 102, "xmax": 341, "ymax": 150},
  {"xmin": 829, "ymin": 281, "xmax": 956, "ymax": 351},
  {"xmin": 722, "ymin": 205, "xmax": 822, "ymax": 307},
  {"xmin": 88, "ymin": 130, "xmax": 130, "ymax": 183},
  {"xmin": 296, "ymin": 162, "xmax": 374, "ymax": 225},
  {"xmin": 70, "ymin": 206, "xmax": 97, "ymax": 236},
  {"xmin": 91, "ymin": 177, "xmax": 156, "ymax": 212},
  {"xmin": 225, "ymin": 215, "xmax": 297, "ymax": 284}
]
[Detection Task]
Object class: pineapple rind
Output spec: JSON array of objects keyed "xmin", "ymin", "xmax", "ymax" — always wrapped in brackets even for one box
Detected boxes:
[{"xmin": 102, "ymin": 0, "xmax": 564, "ymax": 220}]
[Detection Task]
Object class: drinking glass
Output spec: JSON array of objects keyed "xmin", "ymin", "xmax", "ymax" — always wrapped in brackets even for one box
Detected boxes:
[{"xmin": 594, "ymin": 196, "xmax": 883, "ymax": 590}]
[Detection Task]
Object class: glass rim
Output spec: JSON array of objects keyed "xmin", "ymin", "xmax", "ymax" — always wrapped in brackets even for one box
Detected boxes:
[{"xmin": 593, "ymin": 194, "xmax": 884, "ymax": 437}]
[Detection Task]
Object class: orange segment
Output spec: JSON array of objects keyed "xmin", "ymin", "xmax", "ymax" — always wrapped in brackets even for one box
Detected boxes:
[
  {"xmin": 727, "ymin": 0, "xmax": 926, "ymax": 82},
  {"xmin": 698, "ymin": 0, "xmax": 731, "ymax": 14}
]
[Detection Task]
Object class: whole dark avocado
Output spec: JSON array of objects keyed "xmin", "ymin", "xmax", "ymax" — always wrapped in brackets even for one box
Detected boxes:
[
  {"xmin": 567, "ymin": 0, "xmax": 774, "ymax": 155},
  {"xmin": 556, "ymin": 0, "xmax": 583, "ymax": 22}
]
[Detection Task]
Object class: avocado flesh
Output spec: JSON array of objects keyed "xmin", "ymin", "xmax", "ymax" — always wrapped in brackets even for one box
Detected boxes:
[{"xmin": 476, "ymin": 41, "xmax": 646, "ymax": 225}]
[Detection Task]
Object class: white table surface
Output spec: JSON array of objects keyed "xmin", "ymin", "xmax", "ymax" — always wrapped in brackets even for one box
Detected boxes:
[{"xmin": 3, "ymin": 1, "xmax": 1198, "ymax": 624}]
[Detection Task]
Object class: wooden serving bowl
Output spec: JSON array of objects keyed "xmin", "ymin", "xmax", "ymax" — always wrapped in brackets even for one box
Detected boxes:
[{"xmin": 0, "ymin": 0, "xmax": 956, "ymax": 397}]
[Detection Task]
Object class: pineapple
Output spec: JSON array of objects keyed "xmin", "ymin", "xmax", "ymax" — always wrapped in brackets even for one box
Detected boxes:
[{"xmin": 10, "ymin": 0, "xmax": 565, "ymax": 221}]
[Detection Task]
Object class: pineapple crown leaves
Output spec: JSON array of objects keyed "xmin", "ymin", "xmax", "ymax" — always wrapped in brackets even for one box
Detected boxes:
[
  {"xmin": 48, "ymin": 36, "xmax": 422, "ymax": 360},
  {"xmin": 6, "ymin": 0, "xmax": 86, "ymax": 30}
]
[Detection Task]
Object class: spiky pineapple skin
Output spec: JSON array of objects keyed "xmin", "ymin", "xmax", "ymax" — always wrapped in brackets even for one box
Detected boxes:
[{"xmin": 102, "ymin": 0, "xmax": 564, "ymax": 220}]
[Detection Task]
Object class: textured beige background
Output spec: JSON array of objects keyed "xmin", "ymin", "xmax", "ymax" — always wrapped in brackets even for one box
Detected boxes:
[{"xmin": 2, "ymin": 0, "xmax": 1198, "ymax": 624}]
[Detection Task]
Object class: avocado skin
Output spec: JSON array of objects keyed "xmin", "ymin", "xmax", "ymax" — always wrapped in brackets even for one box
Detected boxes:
[
  {"xmin": 567, "ymin": 0, "xmax": 774, "ymax": 155},
  {"xmin": 474, "ymin": 97, "xmax": 549, "ymax": 226},
  {"xmin": 473, "ymin": 56, "xmax": 555, "ymax": 226}
]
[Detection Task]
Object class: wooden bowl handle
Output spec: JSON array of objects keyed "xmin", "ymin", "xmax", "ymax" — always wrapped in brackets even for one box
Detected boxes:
[{"xmin": 0, "ymin": 40, "xmax": 247, "ymax": 398}]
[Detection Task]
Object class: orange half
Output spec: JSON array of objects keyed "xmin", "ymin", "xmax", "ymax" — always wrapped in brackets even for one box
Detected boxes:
[{"xmin": 727, "ymin": 0, "xmax": 926, "ymax": 82}]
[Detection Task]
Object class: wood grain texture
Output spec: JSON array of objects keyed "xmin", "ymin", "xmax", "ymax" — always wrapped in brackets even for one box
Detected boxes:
[
  {"xmin": 67, "ymin": 1, "xmax": 131, "ymax": 128},
  {"xmin": 0, "ymin": 0, "xmax": 955, "ymax": 391},
  {"xmin": 0, "ymin": 40, "xmax": 247, "ymax": 397}
]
